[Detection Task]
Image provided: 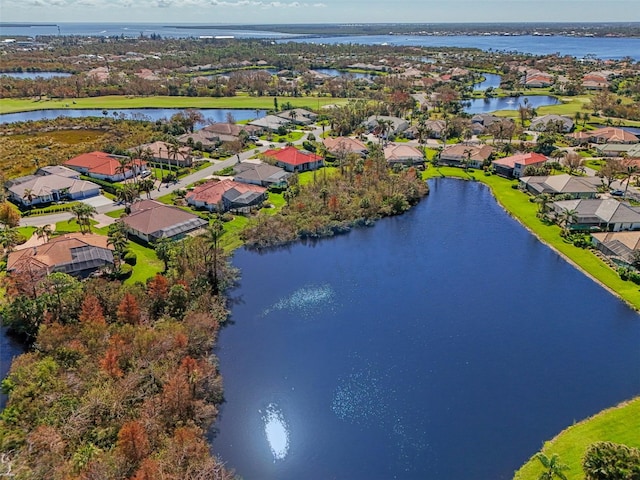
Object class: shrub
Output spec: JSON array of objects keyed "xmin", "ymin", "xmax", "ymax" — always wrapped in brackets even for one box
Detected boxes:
[
  {"xmin": 116, "ymin": 263, "xmax": 133, "ymax": 279},
  {"xmin": 582, "ymin": 441, "xmax": 640, "ymax": 480},
  {"xmin": 123, "ymin": 251, "xmax": 137, "ymax": 266}
]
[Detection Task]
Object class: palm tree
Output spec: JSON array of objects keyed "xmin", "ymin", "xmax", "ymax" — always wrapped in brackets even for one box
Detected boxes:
[
  {"xmin": 35, "ymin": 224, "xmax": 52, "ymax": 243},
  {"xmin": 22, "ymin": 188, "xmax": 36, "ymax": 208},
  {"xmin": 535, "ymin": 453, "xmax": 569, "ymax": 480},
  {"xmin": 117, "ymin": 184, "xmax": 139, "ymax": 209},
  {"xmin": 154, "ymin": 237, "xmax": 173, "ymax": 272},
  {"xmin": 167, "ymin": 139, "xmax": 181, "ymax": 172},
  {"xmin": 621, "ymin": 163, "xmax": 639, "ymax": 195},
  {"xmin": 203, "ymin": 217, "xmax": 225, "ymax": 294},
  {"xmin": 557, "ymin": 208, "xmax": 578, "ymax": 236},
  {"xmin": 70, "ymin": 203, "xmax": 97, "ymax": 234},
  {"xmin": 116, "ymin": 156, "xmax": 132, "ymax": 184},
  {"xmin": 534, "ymin": 193, "xmax": 552, "ymax": 217},
  {"xmin": 107, "ymin": 223, "xmax": 129, "ymax": 270},
  {"xmin": 0, "ymin": 227, "xmax": 19, "ymax": 257},
  {"xmin": 138, "ymin": 178, "xmax": 155, "ymax": 199}
]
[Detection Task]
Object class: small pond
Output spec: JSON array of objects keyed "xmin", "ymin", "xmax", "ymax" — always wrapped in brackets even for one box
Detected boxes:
[
  {"xmin": 0, "ymin": 72, "xmax": 73, "ymax": 79},
  {"xmin": 0, "ymin": 108, "xmax": 265, "ymax": 125},
  {"xmin": 473, "ymin": 73, "xmax": 502, "ymax": 90},
  {"xmin": 464, "ymin": 95, "xmax": 559, "ymax": 114}
]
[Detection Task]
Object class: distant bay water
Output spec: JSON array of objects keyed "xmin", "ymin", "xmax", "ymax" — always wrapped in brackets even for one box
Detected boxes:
[{"xmin": 0, "ymin": 23, "xmax": 638, "ymax": 60}]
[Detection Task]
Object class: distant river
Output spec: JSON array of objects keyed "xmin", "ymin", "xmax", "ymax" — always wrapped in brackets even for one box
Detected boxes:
[
  {"xmin": 212, "ymin": 179, "xmax": 640, "ymax": 480},
  {"xmin": 287, "ymin": 34, "xmax": 640, "ymax": 60},
  {"xmin": 0, "ymin": 108, "xmax": 265, "ymax": 124}
]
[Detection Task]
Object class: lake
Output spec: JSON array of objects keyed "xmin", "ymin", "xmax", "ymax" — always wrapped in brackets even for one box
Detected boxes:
[
  {"xmin": 1, "ymin": 72, "xmax": 73, "ymax": 79},
  {"xmin": 212, "ymin": 178, "xmax": 640, "ymax": 480},
  {"xmin": 0, "ymin": 326, "xmax": 23, "ymax": 409},
  {"xmin": 0, "ymin": 108, "xmax": 265, "ymax": 125},
  {"xmin": 464, "ymin": 95, "xmax": 559, "ymax": 114},
  {"xmin": 312, "ymin": 68, "xmax": 377, "ymax": 80},
  {"xmin": 473, "ymin": 73, "xmax": 502, "ymax": 90},
  {"xmin": 287, "ymin": 34, "xmax": 640, "ymax": 61}
]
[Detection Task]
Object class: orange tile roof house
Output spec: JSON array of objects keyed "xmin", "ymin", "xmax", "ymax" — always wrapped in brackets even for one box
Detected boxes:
[
  {"xmin": 492, "ymin": 152, "xmax": 547, "ymax": 178},
  {"xmin": 121, "ymin": 200, "xmax": 207, "ymax": 243},
  {"xmin": 383, "ymin": 144, "xmax": 425, "ymax": 166},
  {"xmin": 263, "ymin": 146, "xmax": 324, "ymax": 173},
  {"xmin": 586, "ymin": 127, "xmax": 639, "ymax": 144},
  {"xmin": 322, "ymin": 137, "xmax": 368, "ymax": 157},
  {"xmin": 64, "ymin": 151, "xmax": 146, "ymax": 182},
  {"xmin": 439, "ymin": 144, "xmax": 495, "ymax": 169},
  {"xmin": 186, "ymin": 179, "xmax": 267, "ymax": 213},
  {"xmin": 7, "ymin": 233, "xmax": 114, "ymax": 277},
  {"xmin": 138, "ymin": 141, "xmax": 194, "ymax": 167}
]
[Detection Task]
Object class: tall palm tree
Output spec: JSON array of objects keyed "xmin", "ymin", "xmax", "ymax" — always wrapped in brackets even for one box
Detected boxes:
[
  {"xmin": 116, "ymin": 156, "xmax": 132, "ymax": 184},
  {"xmin": 203, "ymin": 217, "xmax": 225, "ymax": 294},
  {"xmin": 70, "ymin": 203, "xmax": 97, "ymax": 234},
  {"xmin": 534, "ymin": 193, "xmax": 552, "ymax": 217},
  {"xmin": 557, "ymin": 208, "xmax": 578, "ymax": 236},
  {"xmin": 35, "ymin": 224, "xmax": 53, "ymax": 243},
  {"xmin": 621, "ymin": 163, "xmax": 639, "ymax": 195},
  {"xmin": 535, "ymin": 452, "xmax": 569, "ymax": 480},
  {"xmin": 22, "ymin": 188, "xmax": 36, "ymax": 208}
]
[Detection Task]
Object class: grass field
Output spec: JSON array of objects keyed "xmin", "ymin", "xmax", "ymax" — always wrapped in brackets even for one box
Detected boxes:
[
  {"xmin": 423, "ymin": 166, "xmax": 640, "ymax": 310},
  {"xmin": 513, "ymin": 397, "xmax": 640, "ymax": 480},
  {"xmin": 0, "ymin": 95, "xmax": 349, "ymax": 114}
]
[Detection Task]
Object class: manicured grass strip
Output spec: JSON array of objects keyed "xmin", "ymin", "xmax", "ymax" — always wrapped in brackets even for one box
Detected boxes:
[
  {"xmin": 16, "ymin": 226, "xmax": 36, "ymax": 240},
  {"xmin": 513, "ymin": 397, "xmax": 640, "ymax": 480},
  {"xmin": 104, "ymin": 209, "xmax": 126, "ymax": 219},
  {"xmin": 0, "ymin": 95, "xmax": 349, "ymax": 114},
  {"xmin": 125, "ymin": 239, "xmax": 164, "ymax": 285},
  {"xmin": 220, "ymin": 215, "xmax": 250, "ymax": 252},
  {"xmin": 423, "ymin": 166, "xmax": 640, "ymax": 310}
]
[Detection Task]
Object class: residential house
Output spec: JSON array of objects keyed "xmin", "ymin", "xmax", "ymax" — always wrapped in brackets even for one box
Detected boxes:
[
  {"xmin": 582, "ymin": 73, "xmax": 610, "ymax": 90},
  {"xmin": 595, "ymin": 143, "xmax": 640, "ymax": 158},
  {"xmin": 263, "ymin": 146, "xmax": 324, "ymax": 173},
  {"xmin": 275, "ymin": 108, "xmax": 318, "ymax": 125},
  {"xmin": 233, "ymin": 161, "xmax": 290, "ymax": 188},
  {"xmin": 7, "ymin": 174, "xmax": 101, "ymax": 207},
  {"xmin": 36, "ymin": 165, "xmax": 80, "ymax": 178},
  {"xmin": 122, "ymin": 199, "xmax": 207, "ymax": 243},
  {"xmin": 186, "ymin": 179, "xmax": 267, "ymax": 213},
  {"xmin": 552, "ymin": 198, "xmax": 640, "ymax": 232},
  {"xmin": 529, "ymin": 115, "xmax": 574, "ymax": 133},
  {"xmin": 519, "ymin": 174, "xmax": 602, "ymax": 198},
  {"xmin": 200, "ymin": 122, "xmax": 262, "ymax": 138},
  {"xmin": 323, "ymin": 137, "xmax": 368, "ymax": 157},
  {"xmin": 7, "ymin": 233, "xmax": 114, "ymax": 277},
  {"xmin": 439, "ymin": 144, "xmax": 494, "ymax": 169},
  {"xmin": 585, "ymin": 127, "xmax": 639, "ymax": 144},
  {"xmin": 364, "ymin": 115, "xmax": 409, "ymax": 136},
  {"xmin": 492, "ymin": 152, "xmax": 547, "ymax": 178},
  {"xmin": 176, "ymin": 130, "xmax": 222, "ymax": 150},
  {"xmin": 383, "ymin": 144, "xmax": 425, "ymax": 166},
  {"xmin": 64, "ymin": 151, "xmax": 146, "ymax": 182},
  {"xmin": 591, "ymin": 231, "xmax": 640, "ymax": 267},
  {"xmin": 249, "ymin": 114, "xmax": 291, "ymax": 132},
  {"xmin": 138, "ymin": 141, "xmax": 194, "ymax": 167}
]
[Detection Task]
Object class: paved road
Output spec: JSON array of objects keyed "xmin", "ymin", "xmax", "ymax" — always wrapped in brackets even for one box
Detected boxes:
[{"xmin": 18, "ymin": 126, "xmax": 322, "ymax": 227}]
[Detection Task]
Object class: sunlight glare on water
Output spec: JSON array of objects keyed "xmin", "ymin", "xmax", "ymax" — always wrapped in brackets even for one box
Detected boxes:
[
  {"xmin": 262, "ymin": 284, "xmax": 335, "ymax": 318},
  {"xmin": 262, "ymin": 403, "xmax": 290, "ymax": 461}
]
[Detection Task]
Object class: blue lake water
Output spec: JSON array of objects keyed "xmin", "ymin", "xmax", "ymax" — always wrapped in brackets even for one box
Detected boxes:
[
  {"xmin": 1, "ymin": 72, "xmax": 73, "ymax": 79},
  {"xmin": 0, "ymin": 326, "xmax": 23, "ymax": 409},
  {"xmin": 288, "ymin": 34, "xmax": 640, "ymax": 61},
  {"xmin": 0, "ymin": 108, "xmax": 265, "ymax": 125},
  {"xmin": 312, "ymin": 68, "xmax": 377, "ymax": 79},
  {"xmin": 212, "ymin": 178, "xmax": 640, "ymax": 480},
  {"xmin": 473, "ymin": 73, "xmax": 502, "ymax": 90},
  {"xmin": 464, "ymin": 95, "xmax": 559, "ymax": 114}
]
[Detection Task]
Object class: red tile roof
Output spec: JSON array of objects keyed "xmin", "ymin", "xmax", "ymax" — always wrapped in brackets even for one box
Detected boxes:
[
  {"xmin": 493, "ymin": 152, "xmax": 547, "ymax": 168},
  {"xmin": 263, "ymin": 146, "xmax": 323, "ymax": 166},
  {"xmin": 64, "ymin": 151, "xmax": 145, "ymax": 176},
  {"xmin": 186, "ymin": 179, "xmax": 266, "ymax": 205}
]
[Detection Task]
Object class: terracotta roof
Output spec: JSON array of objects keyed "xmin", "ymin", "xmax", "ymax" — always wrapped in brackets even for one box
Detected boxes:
[
  {"xmin": 201, "ymin": 122, "xmax": 261, "ymax": 136},
  {"xmin": 323, "ymin": 137, "xmax": 367, "ymax": 155},
  {"xmin": 383, "ymin": 144, "xmax": 424, "ymax": 162},
  {"xmin": 186, "ymin": 179, "xmax": 266, "ymax": 206},
  {"xmin": 441, "ymin": 144, "xmax": 494, "ymax": 161},
  {"xmin": 65, "ymin": 151, "xmax": 146, "ymax": 176},
  {"xmin": 7, "ymin": 233, "xmax": 113, "ymax": 274},
  {"xmin": 589, "ymin": 128, "xmax": 638, "ymax": 143},
  {"xmin": 263, "ymin": 146, "xmax": 323, "ymax": 166},
  {"xmin": 123, "ymin": 200, "xmax": 206, "ymax": 238},
  {"xmin": 493, "ymin": 152, "xmax": 547, "ymax": 168}
]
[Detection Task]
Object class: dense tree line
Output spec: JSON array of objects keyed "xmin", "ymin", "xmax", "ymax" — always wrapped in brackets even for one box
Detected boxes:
[
  {"xmin": 0, "ymin": 230, "xmax": 237, "ymax": 479},
  {"xmin": 242, "ymin": 145, "xmax": 428, "ymax": 248}
]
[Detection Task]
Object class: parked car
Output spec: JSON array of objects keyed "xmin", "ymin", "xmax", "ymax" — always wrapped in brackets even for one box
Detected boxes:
[
  {"xmin": 611, "ymin": 189, "xmax": 624, "ymax": 196},
  {"xmin": 141, "ymin": 170, "xmax": 152, "ymax": 178}
]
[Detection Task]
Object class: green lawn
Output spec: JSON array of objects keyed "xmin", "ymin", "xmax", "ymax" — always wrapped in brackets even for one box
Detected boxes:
[
  {"xmin": 584, "ymin": 159, "xmax": 606, "ymax": 172},
  {"xmin": 16, "ymin": 226, "xmax": 36, "ymax": 240},
  {"xmin": 124, "ymin": 239, "xmax": 164, "ymax": 284},
  {"xmin": 104, "ymin": 209, "xmax": 126, "ymax": 219},
  {"xmin": 513, "ymin": 397, "xmax": 640, "ymax": 480},
  {"xmin": 423, "ymin": 166, "xmax": 640, "ymax": 310},
  {"xmin": 0, "ymin": 95, "xmax": 349, "ymax": 114},
  {"xmin": 220, "ymin": 215, "xmax": 250, "ymax": 252}
]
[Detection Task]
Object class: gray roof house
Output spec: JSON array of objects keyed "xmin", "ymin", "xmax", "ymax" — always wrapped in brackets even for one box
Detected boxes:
[
  {"xmin": 552, "ymin": 198, "xmax": 640, "ymax": 232},
  {"xmin": 275, "ymin": 108, "xmax": 318, "ymax": 125},
  {"xmin": 519, "ymin": 174, "xmax": 602, "ymax": 198},
  {"xmin": 530, "ymin": 115, "xmax": 574, "ymax": 133},
  {"xmin": 122, "ymin": 199, "xmax": 207, "ymax": 243},
  {"xmin": 36, "ymin": 165, "xmax": 80, "ymax": 178},
  {"xmin": 234, "ymin": 161, "xmax": 290, "ymax": 188},
  {"xmin": 591, "ymin": 231, "xmax": 640, "ymax": 267},
  {"xmin": 249, "ymin": 114, "xmax": 291, "ymax": 132},
  {"xmin": 365, "ymin": 115, "xmax": 409, "ymax": 136},
  {"xmin": 7, "ymin": 174, "xmax": 101, "ymax": 207}
]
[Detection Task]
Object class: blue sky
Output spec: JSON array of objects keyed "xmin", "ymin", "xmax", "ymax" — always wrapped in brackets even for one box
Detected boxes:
[{"xmin": 2, "ymin": 0, "xmax": 639, "ymax": 23}]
